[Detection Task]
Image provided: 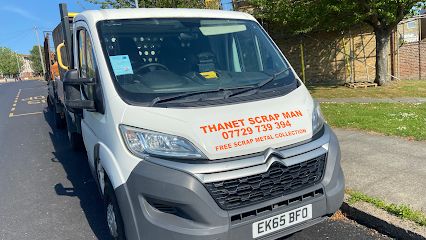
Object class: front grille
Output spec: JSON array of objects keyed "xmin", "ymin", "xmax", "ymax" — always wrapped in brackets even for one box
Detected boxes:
[
  {"xmin": 205, "ymin": 154, "xmax": 327, "ymax": 210},
  {"xmin": 230, "ymin": 188, "xmax": 324, "ymax": 224}
]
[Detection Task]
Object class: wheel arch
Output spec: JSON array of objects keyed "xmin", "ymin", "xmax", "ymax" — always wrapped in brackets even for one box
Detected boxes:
[{"xmin": 97, "ymin": 142, "xmax": 126, "ymax": 190}]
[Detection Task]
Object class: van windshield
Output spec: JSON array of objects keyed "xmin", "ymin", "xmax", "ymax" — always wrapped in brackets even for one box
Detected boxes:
[{"xmin": 97, "ymin": 18, "xmax": 298, "ymax": 106}]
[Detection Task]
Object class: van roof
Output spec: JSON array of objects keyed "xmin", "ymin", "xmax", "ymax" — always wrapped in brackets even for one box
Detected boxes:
[{"xmin": 76, "ymin": 8, "xmax": 257, "ymax": 23}]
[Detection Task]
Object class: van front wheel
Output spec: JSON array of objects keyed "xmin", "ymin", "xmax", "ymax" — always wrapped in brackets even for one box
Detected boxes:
[{"xmin": 104, "ymin": 178, "xmax": 126, "ymax": 240}]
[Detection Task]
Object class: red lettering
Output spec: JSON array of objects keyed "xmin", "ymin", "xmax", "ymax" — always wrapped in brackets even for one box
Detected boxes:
[
  {"xmin": 231, "ymin": 120, "xmax": 240, "ymax": 128},
  {"xmin": 224, "ymin": 121, "xmax": 233, "ymax": 129},
  {"xmin": 238, "ymin": 119, "xmax": 245, "ymax": 126},
  {"xmin": 215, "ymin": 143, "xmax": 232, "ymax": 151},
  {"xmin": 274, "ymin": 113, "xmax": 280, "ymax": 120},
  {"xmin": 282, "ymin": 112, "xmax": 291, "ymax": 119},
  {"xmin": 255, "ymin": 116, "xmax": 262, "ymax": 123},
  {"xmin": 200, "ymin": 126, "xmax": 208, "ymax": 134},
  {"xmin": 208, "ymin": 124, "xmax": 217, "ymax": 133}
]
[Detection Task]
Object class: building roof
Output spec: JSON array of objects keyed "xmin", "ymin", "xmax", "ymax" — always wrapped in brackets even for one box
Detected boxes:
[
  {"xmin": 75, "ymin": 8, "xmax": 256, "ymax": 23},
  {"xmin": 400, "ymin": 13, "xmax": 426, "ymax": 24}
]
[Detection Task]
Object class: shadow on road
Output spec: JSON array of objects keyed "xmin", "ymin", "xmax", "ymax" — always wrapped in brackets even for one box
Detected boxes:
[{"xmin": 43, "ymin": 109, "xmax": 111, "ymax": 240}]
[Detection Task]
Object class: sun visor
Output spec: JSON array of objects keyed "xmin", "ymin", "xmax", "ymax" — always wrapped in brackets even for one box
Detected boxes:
[{"xmin": 199, "ymin": 25, "xmax": 247, "ymax": 36}]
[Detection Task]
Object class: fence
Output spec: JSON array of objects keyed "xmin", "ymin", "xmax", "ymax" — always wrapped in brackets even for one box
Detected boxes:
[{"xmin": 266, "ymin": 15, "xmax": 426, "ymax": 85}]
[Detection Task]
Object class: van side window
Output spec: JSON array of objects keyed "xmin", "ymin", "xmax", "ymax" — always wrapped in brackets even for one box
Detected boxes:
[
  {"xmin": 86, "ymin": 33, "xmax": 96, "ymax": 79},
  {"xmin": 77, "ymin": 29, "xmax": 96, "ymax": 101},
  {"xmin": 78, "ymin": 30, "xmax": 87, "ymax": 77}
]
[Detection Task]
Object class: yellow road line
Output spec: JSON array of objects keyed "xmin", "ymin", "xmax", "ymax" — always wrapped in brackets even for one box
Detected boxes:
[
  {"xmin": 8, "ymin": 89, "xmax": 46, "ymax": 118},
  {"xmin": 8, "ymin": 88, "xmax": 22, "ymax": 117},
  {"xmin": 10, "ymin": 112, "xmax": 42, "ymax": 117}
]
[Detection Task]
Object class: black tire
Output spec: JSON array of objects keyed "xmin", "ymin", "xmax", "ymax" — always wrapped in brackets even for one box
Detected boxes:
[
  {"xmin": 104, "ymin": 178, "xmax": 126, "ymax": 240},
  {"xmin": 52, "ymin": 104, "xmax": 66, "ymax": 129},
  {"xmin": 64, "ymin": 112, "xmax": 83, "ymax": 151}
]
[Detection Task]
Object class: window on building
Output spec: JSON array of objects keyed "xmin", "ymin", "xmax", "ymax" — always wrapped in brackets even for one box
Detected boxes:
[{"xmin": 407, "ymin": 21, "xmax": 416, "ymax": 29}]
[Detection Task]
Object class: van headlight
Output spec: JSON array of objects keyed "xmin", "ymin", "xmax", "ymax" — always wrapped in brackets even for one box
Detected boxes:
[
  {"xmin": 312, "ymin": 101, "xmax": 325, "ymax": 135},
  {"xmin": 120, "ymin": 125, "xmax": 205, "ymax": 159}
]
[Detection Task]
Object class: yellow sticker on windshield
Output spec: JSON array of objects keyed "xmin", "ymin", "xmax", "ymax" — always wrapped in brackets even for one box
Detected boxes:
[{"xmin": 200, "ymin": 71, "xmax": 218, "ymax": 79}]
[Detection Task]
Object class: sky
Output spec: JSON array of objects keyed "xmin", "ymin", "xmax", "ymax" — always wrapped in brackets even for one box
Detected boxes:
[{"xmin": 0, "ymin": 0, "xmax": 233, "ymax": 55}]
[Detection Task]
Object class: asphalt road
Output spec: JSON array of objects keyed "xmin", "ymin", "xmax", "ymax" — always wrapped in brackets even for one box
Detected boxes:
[{"xmin": 0, "ymin": 80, "xmax": 391, "ymax": 240}]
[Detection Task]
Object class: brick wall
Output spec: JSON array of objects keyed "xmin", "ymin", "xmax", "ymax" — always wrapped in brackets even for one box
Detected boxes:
[{"xmin": 398, "ymin": 41, "xmax": 426, "ymax": 80}]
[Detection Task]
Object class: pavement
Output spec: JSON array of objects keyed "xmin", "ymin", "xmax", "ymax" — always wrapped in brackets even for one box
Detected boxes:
[
  {"xmin": 0, "ymin": 78, "xmax": 39, "ymax": 83},
  {"xmin": 336, "ymin": 128, "xmax": 426, "ymax": 214},
  {"xmin": 0, "ymin": 78, "xmax": 23, "ymax": 83},
  {"xmin": 318, "ymin": 97, "xmax": 426, "ymax": 103},
  {"xmin": 286, "ymin": 217, "xmax": 390, "ymax": 240},
  {"xmin": 0, "ymin": 80, "xmax": 390, "ymax": 239}
]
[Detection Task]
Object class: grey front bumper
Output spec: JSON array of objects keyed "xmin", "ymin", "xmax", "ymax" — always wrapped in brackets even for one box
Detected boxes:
[{"xmin": 115, "ymin": 126, "xmax": 344, "ymax": 240}]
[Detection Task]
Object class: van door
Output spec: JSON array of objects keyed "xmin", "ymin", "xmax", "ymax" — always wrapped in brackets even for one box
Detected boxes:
[{"xmin": 75, "ymin": 24, "xmax": 105, "ymax": 172}]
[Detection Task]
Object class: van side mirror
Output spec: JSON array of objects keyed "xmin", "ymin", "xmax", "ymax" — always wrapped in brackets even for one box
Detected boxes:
[{"xmin": 63, "ymin": 69, "xmax": 96, "ymax": 113}]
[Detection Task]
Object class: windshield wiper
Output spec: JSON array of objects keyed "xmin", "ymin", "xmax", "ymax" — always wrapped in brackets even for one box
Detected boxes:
[
  {"xmin": 227, "ymin": 68, "xmax": 291, "ymax": 98},
  {"xmin": 149, "ymin": 86, "xmax": 247, "ymax": 107},
  {"xmin": 150, "ymin": 68, "xmax": 291, "ymax": 107}
]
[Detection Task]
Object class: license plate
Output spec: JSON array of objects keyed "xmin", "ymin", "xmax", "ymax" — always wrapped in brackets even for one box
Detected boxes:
[{"xmin": 252, "ymin": 204, "xmax": 312, "ymax": 238}]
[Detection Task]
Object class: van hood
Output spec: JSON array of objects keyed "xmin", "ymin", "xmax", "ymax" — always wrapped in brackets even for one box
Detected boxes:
[{"xmin": 121, "ymin": 86, "xmax": 314, "ymax": 160}]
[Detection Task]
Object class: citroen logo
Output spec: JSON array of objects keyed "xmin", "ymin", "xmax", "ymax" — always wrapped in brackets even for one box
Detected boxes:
[{"xmin": 263, "ymin": 148, "xmax": 290, "ymax": 166}]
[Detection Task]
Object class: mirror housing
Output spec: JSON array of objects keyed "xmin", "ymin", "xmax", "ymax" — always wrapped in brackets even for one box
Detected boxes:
[{"xmin": 63, "ymin": 69, "xmax": 96, "ymax": 113}]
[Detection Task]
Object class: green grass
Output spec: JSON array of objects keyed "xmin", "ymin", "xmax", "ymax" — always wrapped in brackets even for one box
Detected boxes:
[
  {"xmin": 308, "ymin": 80, "xmax": 426, "ymax": 99},
  {"xmin": 321, "ymin": 103, "xmax": 426, "ymax": 140},
  {"xmin": 346, "ymin": 190, "xmax": 426, "ymax": 226}
]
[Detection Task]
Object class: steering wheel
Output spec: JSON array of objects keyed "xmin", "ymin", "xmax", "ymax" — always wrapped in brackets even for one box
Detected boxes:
[{"xmin": 135, "ymin": 63, "xmax": 169, "ymax": 73}]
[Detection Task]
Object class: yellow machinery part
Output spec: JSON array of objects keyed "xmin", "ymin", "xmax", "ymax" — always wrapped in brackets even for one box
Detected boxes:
[
  {"xmin": 56, "ymin": 42, "xmax": 69, "ymax": 70},
  {"xmin": 68, "ymin": 12, "xmax": 78, "ymax": 18}
]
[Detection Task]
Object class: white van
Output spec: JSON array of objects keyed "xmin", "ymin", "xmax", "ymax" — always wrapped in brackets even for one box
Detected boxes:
[{"xmin": 55, "ymin": 6, "xmax": 344, "ymax": 240}]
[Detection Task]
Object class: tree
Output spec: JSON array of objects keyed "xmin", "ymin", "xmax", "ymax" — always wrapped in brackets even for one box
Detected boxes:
[
  {"xmin": 340, "ymin": 0, "xmax": 422, "ymax": 85},
  {"xmin": 205, "ymin": 0, "xmax": 221, "ymax": 9},
  {"xmin": 86, "ymin": 0, "xmax": 211, "ymax": 9},
  {"xmin": 29, "ymin": 45, "xmax": 44, "ymax": 75},
  {"xmin": 250, "ymin": 0, "xmax": 424, "ymax": 86},
  {"xmin": 0, "ymin": 47, "xmax": 22, "ymax": 77},
  {"xmin": 248, "ymin": 0, "xmax": 345, "ymax": 34}
]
